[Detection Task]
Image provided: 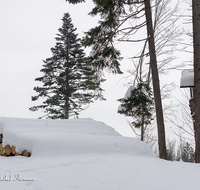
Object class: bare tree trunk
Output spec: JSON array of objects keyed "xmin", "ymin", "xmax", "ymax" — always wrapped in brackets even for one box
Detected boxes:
[
  {"xmin": 192, "ymin": 0, "xmax": 200, "ymax": 163},
  {"xmin": 64, "ymin": 66, "xmax": 69, "ymax": 119},
  {"xmin": 64, "ymin": 45, "xmax": 70, "ymax": 119},
  {"xmin": 141, "ymin": 113, "xmax": 144, "ymax": 141},
  {"xmin": 64, "ymin": 97, "xmax": 69, "ymax": 119},
  {"xmin": 144, "ymin": 0, "xmax": 167, "ymax": 159},
  {"xmin": 64, "ymin": 70, "xmax": 69, "ymax": 119}
]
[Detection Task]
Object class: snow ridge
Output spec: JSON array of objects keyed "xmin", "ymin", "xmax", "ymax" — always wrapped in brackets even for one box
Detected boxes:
[{"xmin": 0, "ymin": 117, "xmax": 154, "ymax": 157}]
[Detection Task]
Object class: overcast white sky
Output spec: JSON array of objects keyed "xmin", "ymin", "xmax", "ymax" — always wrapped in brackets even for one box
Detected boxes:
[{"xmin": 0, "ymin": 0, "xmax": 191, "ymax": 137}]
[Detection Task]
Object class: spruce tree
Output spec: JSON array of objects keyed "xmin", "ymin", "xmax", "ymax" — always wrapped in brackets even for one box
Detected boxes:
[
  {"xmin": 30, "ymin": 13, "xmax": 104, "ymax": 119},
  {"xmin": 182, "ymin": 142, "xmax": 195, "ymax": 163},
  {"xmin": 117, "ymin": 82, "xmax": 154, "ymax": 141}
]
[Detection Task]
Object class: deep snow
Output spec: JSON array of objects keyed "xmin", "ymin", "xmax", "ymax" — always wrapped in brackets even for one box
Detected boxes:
[{"xmin": 0, "ymin": 117, "xmax": 199, "ymax": 190}]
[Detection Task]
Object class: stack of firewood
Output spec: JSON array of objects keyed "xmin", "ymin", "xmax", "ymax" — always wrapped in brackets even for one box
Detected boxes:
[{"xmin": 0, "ymin": 134, "xmax": 30, "ymax": 157}]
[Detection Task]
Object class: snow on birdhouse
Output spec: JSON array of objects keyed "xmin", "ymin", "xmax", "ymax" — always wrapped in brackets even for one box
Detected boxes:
[{"xmin": 180, "ymin": 69, "xmax": 194, "ymax": 88}]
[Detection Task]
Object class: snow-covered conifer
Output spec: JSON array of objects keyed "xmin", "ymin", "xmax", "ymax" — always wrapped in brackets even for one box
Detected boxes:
[
  {"xmin": 30, "ymin": 13, "xmax": 104, "ymax": 119},
  {"xmin": 118, "ymin": 82, "xmax": 154, "ymax": 141}
]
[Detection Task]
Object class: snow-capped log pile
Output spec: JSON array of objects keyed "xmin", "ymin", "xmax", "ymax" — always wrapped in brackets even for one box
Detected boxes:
[
  {"xmin": 0, "ymin": 117, "xmax": 155, "ymax": 158},
  {"xmin": 0, "ymin": 143, "xmax": 30, "ymax": 157},
  {"xmin": 0, "ymin": 134, "xmax": 30, "ymax": 157}
]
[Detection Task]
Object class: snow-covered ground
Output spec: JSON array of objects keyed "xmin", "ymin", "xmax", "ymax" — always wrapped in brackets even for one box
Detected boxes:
[{"xmin": 0, "ymin": 117, "xmax": 199, "ymax": 190}]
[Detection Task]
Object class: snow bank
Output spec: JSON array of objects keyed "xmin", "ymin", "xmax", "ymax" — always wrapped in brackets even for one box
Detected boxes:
[
  {"xmin": 0, "ymin": 117, "xmax": 200, "ymax": 190},
  {"xmin": 0, "ymin": 117, "xmax": 155, "ymax": 158}
]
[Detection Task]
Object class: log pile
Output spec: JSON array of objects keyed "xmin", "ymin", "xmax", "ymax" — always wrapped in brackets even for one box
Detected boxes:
[{"xmin": 0, "ymin": 134, "xmax": 30, "ymax": 157}]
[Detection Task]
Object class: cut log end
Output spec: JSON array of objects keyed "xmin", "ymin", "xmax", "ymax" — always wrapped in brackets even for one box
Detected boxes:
[
  {"xmin": 5, "ymin": 145, "xmax": 11, "ymax": 156},
  {"xmin": 15, "ymin": 152, "xmax": 20, "ymax": 156},
  {"xmin": 22, "ymin": 150, "xmax": 30, "ymax": 157},
  {"xmin": 11, "ymin": 146, "xmax": 16, "ymax": 155}
]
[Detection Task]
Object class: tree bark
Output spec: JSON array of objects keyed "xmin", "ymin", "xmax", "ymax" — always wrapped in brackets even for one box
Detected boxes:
[
  {"xmin": 141, "ymin": 113, "xmax": 144, "ymax": 141},
  {"xmin": 192, "ymin": 0, "xmax": 200, "ymax": 163},
  {"xmin": 144, "ymin": 0, "xmax": 167, "ymax": 159},
  {"xmin": 64, "ymin": 70, "xmax": 69, "ymax": 119},
  {"xmin": 64, "ymin": 45, "xmax": 70, "ymax": 119}
]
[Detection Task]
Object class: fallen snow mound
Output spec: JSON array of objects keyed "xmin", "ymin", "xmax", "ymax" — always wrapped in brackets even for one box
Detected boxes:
[{"xmin": 0, "ymin": 117, "xmax": 155, "ymax": 158}]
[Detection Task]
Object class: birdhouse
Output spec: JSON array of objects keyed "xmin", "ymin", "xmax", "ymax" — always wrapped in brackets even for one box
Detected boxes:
[
  {"xmin": 180, "ymin": 69, "xmax": 194, "ymax": 88},
  {"xmin": 180, "ymin": 69, "xmax": 194, "ymax": 117},
  {"xmin": 180, "ymin": 69, "xmax": 194, "ymax": 98}
]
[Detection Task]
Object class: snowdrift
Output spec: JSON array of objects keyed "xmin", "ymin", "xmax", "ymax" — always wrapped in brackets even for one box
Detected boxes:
[
  {"xmin": 0, "ymin": 117, "xmax": 155, "ymax": 158},
  {"xmin": 0, "ymin": 117, "xmax": 200, "ymax": 190}
]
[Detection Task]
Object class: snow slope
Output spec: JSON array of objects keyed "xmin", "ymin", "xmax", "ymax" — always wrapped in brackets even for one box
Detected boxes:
[{"xmin": 0, "ymin": 117, "xmax": 199, "ymax": 190}]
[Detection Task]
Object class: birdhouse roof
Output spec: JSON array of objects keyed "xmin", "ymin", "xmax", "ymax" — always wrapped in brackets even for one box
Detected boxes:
[{"xmin": 180, "ymin": 69, "xmax": 194, "ymax": 88}]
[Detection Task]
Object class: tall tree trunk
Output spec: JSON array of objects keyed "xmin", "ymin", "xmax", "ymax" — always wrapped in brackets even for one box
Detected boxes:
[
  {"xmin": 64, "ymin": 96, "xmax": 69, "ymax": 119},
  {"xmin": 64, "ymin": 44, "xmax": 70, "ymax": 119},
  {"xmin": 141, "ymin": 113, "xmax": 144, "ymax": 141},
  {"xmin": 192, "ymin": 0, "xmax": 200, "ymax": 163},
  {"xmin": 64, "ymin": 66, "xmax": 69, "ymax": 119},
  {"xmin": 64, "ymin": 67, "xmax": 69, "ymax": 119},
  {"xmin": 144, "ymin": 0, "xmax": 167, "ymax": 159}
]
